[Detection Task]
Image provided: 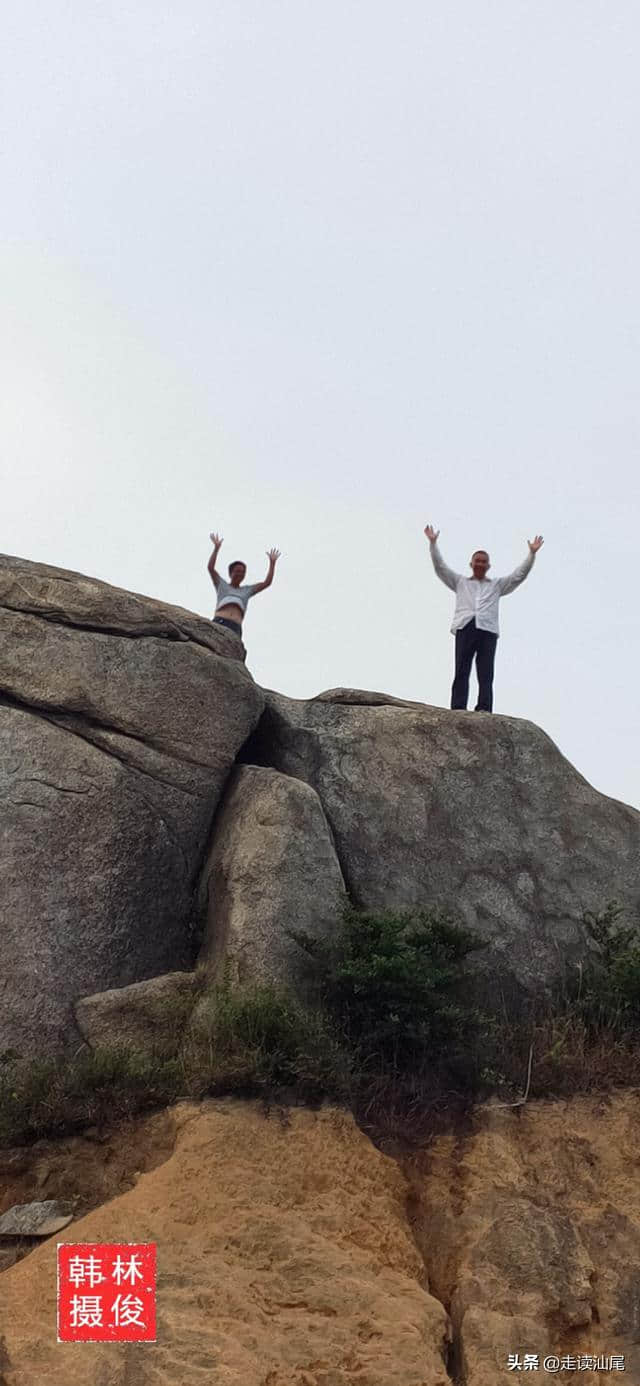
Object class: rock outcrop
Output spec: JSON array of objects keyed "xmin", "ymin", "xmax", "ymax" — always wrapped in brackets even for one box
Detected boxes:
[
  {"xmin": 74, "ymin": 971, "xmax": 201, "ymax": 1053},
  {"xmin": 0, "ymin": 1100, "xmax": 452, "ymax": 1386},
  {"xmin": 197, "ymin": 765, "xmax": 347, "ymax": 986},
  {"xmin": 408, "ymin": 1089, "xmax": 640, "ymax": 1383},
  {"xmin": 243, "ymin": 688, "xmax": 640, "ymax": 993},
  {"xmin": 3, "ymin": 555, "xmax": 640, "ymax": 1058},
  {"xmin": 0, "ymin": 555, "xmax": 264, "ymax": 1058}
]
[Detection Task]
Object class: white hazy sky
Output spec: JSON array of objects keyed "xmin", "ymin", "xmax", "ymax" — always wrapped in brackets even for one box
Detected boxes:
[{"xmin": 1, "ymin": 3, "xmax": 638, "ymax": 808}]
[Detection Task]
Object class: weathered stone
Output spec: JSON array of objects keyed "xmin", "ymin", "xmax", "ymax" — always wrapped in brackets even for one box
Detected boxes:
[
  {"xmin": 0, "ymin": 551, "xmax": 242, "ymax": 657},
  {"xmin": 465, "ymin": 1198, "xmax": 594, "ymax": 1325},
  {"xmin": 75, "ymin": 972, "xmax": 201, "ymax": 1054},
  {"xmin": 0, "ymin": 554, "xmax": 264, "ymax": 1058},
  {"xmin": 4, "ymin": 548, "xmax": 640, "ymax": 1066},
  {"xmin": 0, "ymin": 1102, "xmax": 452, "ymax": 1384},
  {"xmin": 197, "ymin": 766, "xmax": 346, "ymax": 988},
  {"xmin": 409, "ymin": 1091, "xmax": 640, "ymax": 1383},
  {"xmin": 0, "ymin": 1200, "xmax": 72, "ymax": 1237},
  {"xmin": 244, "ymin": 688, "xmax": 640, "ymax": 992}
]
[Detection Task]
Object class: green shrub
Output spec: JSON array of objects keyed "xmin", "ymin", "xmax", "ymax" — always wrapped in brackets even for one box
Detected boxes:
[
  {"xmin": 292, "ymin": 904, "xmax": 487, "ymax": 1085},
  {"xmin": 0, "ymin": 981, "xmax": 350, "ymax": 1147},
  {"xmin": 579, "ymin": 901, "xmax": 640, "ymax": 1030}
]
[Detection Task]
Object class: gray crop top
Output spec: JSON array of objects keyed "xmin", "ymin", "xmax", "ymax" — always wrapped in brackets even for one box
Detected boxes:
[{"xmin": 215, "ymin": 577, "xmax": 260, "ymax": 616}]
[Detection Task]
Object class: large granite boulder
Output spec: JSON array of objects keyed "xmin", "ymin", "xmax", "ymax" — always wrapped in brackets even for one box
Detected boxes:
[
  {"xmin": 242, "ymin": 688, "xmax": 640, "ymax": 993},
  {"xmin": 197, "ymin": 765, "xmax": 346, "ymax": 989},
  {"xmin": 0, "ymin": 554, "xmax": 264, "ymax": 1058},
  {"xmin": 4, "ymin": 548, "xmax": 639, "ymax": 1058}
]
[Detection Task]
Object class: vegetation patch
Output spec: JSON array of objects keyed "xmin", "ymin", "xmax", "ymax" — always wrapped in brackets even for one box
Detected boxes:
[
  {"xmin": 0, "ymin": 1048, "xmax": 182, "ymax": 1148},
  {"xmin": 0, "ymin": 979, "xmax": 349, "ymax": 1148},
  {"xmin": 2, "ymin": 901, "xmax": 639, "ymax": 1150}
]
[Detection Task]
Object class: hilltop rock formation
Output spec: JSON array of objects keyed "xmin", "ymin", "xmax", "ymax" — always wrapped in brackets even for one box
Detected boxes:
[
  {"xmin": 0, "ymin": 554, "xmax": 264, "ymax": 1058},
  {"xmin": 2, "ymin": 555, "xmax": 639, "ymax": 1059},
  {"xmin": 242, "ymin": 688, "xmax": 640, "ymax": 993}
]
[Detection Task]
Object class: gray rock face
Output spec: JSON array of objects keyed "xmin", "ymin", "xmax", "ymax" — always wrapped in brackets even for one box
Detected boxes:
[
  {"xmin": 0, "ymin": 555, "xmax": 264, "ymax": 1058},
  {"xmin": 198, "ymin": 766, "xmax": 346, "ymax": 989},
  {"xmin": 0, "ymin": 1201, "xmax": 73, "ymax": 1237},
  {"xmin": 243, "ymin": 688, "xmax": 640, "ymax": 993},
  {"xmin": 75, "ymin": 972, "xmax": 201, "ymax": 1054},
  {"xmin": 0, "ymin": 551, "xmax": 243, "ymax": 657},
  {"xmin": 4, "ymin": 549, "xmax": 639, "ymax": 1060}
]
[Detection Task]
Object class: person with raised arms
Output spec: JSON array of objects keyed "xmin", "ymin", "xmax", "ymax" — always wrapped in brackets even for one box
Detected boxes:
[
  {"xmin": 208, "ymin": 532, "xmax": 280, "ymax": 640},
  {"xmin": 424, "ymin": 523, "xmax": 544, "ymax": 713}
]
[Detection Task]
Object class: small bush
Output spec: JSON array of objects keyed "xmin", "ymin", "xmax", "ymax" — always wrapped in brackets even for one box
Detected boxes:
[
  {"xmin": 0, "ymin": 980, "xmax": 350, "ymax": 1147},
  {"xmin": 294, "ymin": 904, "xmax": 486, "ymax": 1070},
  {"xmin": 0, "ymin": 1048, "xmax": 181, "ymax": 1147},
  {"xmin": 185, "ymin": 977, "xmax": 350, "ymax": 1102},
  {"xmin": 289, "ymin": 904, "xmax": 494, "ymax": 1143},
  {"xmin": 580, "ymin": 901, "xmax": 640, "ymax": 1029}
]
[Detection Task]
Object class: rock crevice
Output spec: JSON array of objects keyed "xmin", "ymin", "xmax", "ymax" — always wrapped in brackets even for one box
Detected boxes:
[
  {"xmin": 2, "ymin": 557, "xmax": 639, "ymax": 1056},
  {"xmin": 0, "ymin": 556, "xmax": 265, "ymax": 1057},
  {"xmin": 237, "ymin": 687, "xmax": 640, "ymax": 997}
]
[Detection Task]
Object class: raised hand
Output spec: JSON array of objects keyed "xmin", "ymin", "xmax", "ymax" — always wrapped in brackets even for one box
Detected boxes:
[
  {"xmin": 528, "ymin": 535, "xmax": 544, "ymax": 553},
  {"xmin": 424, "ymin": 524, "xmax": 440, "ymax": 543},
  {"xmin": 267, "ymin": 547, "xmax": 281, "ymax": 564},
  {"xmin": 210, "ymin": 532, "xmax": 223, "ymax": 548}
]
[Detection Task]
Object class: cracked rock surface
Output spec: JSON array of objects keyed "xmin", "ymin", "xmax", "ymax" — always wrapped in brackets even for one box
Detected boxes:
[
  {"xmin": 243, "ymin": 688, "xmax": 640, "ymax": 994},
  {"xmin": 406, "ymin": 1090, "xmax": 640, "ymax": 1384},
  {"xmin": 0, "ymin": 554, "xmax": 264, "ymax": 1058}
]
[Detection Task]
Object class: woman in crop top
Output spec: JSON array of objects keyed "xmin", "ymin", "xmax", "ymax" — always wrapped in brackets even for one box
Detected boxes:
[{"xmin": 208, "ymin": 532, "xmax": 280, "ymax": 636}]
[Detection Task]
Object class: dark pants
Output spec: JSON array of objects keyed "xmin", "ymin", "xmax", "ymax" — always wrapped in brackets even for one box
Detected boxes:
[
  {"xmin": 213, "ymin": 615, "xmax": 247, "ymax": 663},
  {"xmin": 451, "ymin": 619, "xmax": 498, "ymax": 712},
  {"xmin": 213, "ymin": 615, "xmax": 243, "ymax": 636}
]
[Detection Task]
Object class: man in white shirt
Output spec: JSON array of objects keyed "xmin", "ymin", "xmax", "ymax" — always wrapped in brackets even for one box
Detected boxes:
[{"xmin": 424, "ymin": 524, "xmax": 544, "ymax": 713}]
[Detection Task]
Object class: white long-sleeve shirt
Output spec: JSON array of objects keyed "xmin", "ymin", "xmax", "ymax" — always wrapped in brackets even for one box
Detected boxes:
[{"xmin": 429, "ymin": 540, "xmax": 535, "ymax": 635}]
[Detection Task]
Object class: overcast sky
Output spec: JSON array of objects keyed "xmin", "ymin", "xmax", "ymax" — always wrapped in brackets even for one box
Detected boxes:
[{"xmin": 1, "ymin": 3, "xmax": 638, "ymax": 808}]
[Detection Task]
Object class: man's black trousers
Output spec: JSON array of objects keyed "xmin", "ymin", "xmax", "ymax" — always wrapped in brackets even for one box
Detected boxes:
[{"xmin": 451, "ymin": 618, "xmax": 498, "ymax": 712}]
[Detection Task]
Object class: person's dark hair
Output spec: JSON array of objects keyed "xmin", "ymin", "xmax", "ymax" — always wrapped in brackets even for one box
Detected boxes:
[
  {"xmin": 228, "ymin": 560, "xmax": 246, "ymax": 575},
  {"xmin": 471, "ymin": 549, "xmax": 489, "ymax": 561}
]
